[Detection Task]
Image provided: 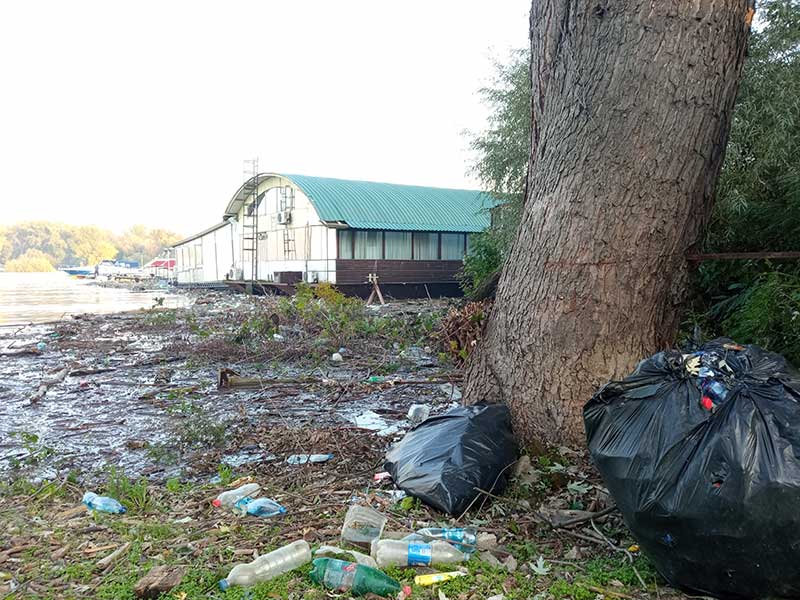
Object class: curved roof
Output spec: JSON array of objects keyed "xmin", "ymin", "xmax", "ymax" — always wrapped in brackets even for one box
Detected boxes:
[{"xmin": 224, "ymin": 173, "xmax": 494, "ymax": 233}]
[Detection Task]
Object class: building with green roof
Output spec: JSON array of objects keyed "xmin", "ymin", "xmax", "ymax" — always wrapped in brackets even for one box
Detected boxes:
[{"xmin": 173, "ymin": 172, "xmax": 495, "ymax": 296}]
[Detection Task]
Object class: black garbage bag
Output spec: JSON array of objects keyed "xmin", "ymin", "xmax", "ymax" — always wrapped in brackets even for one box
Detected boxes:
[
  {"xmin": 585, "ymin": 339, "xmax": 800, "ymax": 599},
  {"xmin": 384, "ymin": 403, "xmax": 516, "ymax": 515}
]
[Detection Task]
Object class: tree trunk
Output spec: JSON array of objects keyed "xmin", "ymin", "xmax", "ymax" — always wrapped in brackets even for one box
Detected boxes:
[{"xmin": 464, "ymin": 0, "xmax": 754, "ymax": 447}]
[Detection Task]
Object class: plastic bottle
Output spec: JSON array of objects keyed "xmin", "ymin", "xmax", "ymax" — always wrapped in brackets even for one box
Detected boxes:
[
  {"xmin": 414, "ymin": 571, "xmax": 466, "ymax": 586},
  {"xmin": 372, "ymin": 539, "xmax": 469, "ymax": 568},
  {"xmin": 341, "ymin": 505, "xmax": 387, "ymax": 549},
  {"xmin": 403, "ymin": 526, "xmax": 478, "ymax": 553},
  {"xmin": 233, "ymin": 497, "xmax": 286, "ymax": 518},
  {"xmin": 697, "ymin": 366, "xmax": 729, "ymax": 406},
  {"xmin": 407, "ymin": 404, "xmax": 431, "ymax": 425},
  {"xmin": 286, "ymin": 453, "xmax": 333, "ymax": 465},
  {"xmin": 82, "ymin": 491, "xmax": 126, "ymax": 514},
  {"xmin": 218, "ymin": 539, "xmax": 311, "ymax": 590},
  {"xmin": 309, "ymin": 558, "xmax": 405, "ymax": 598},
  {"xmin": 212, "ymin": 483, "xmax": 261, "ymax": 508}
]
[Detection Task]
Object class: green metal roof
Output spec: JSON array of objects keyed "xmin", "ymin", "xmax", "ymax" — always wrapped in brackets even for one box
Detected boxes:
[{"xmin": 225, "ymin": 173, "xmax": 495, "ymax": 233}]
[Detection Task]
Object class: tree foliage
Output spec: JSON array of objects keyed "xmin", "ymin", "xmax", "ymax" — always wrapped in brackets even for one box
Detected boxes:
[
  {"xmin": 5, "ymin": 249, "xmax": 56, "ymax": 272},
  {"xmin": 462, "ymin": 49, "xmax": 531, "ymax": 293},
  {"xmin": 465, "ymin": 2, "xmax": 800, "ymax": 363},
  {"xmin": 689, "ymin": 0, "xmax": 800, "ymax": 361},
  {"xmin": 0, "ymin": 222, "xmax": 181, "ymax": 271}
]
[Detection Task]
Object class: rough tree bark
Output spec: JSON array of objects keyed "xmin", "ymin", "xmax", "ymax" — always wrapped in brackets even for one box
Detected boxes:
[{"xmin": 465, "ymin": 0, "xmax": 754, "ymax": 447}]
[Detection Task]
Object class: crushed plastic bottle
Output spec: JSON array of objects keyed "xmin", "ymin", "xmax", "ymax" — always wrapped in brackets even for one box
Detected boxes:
[
  {"xmin": 286, "ymin": 453, "xmax": 333, "ymax": 465},
  {"xmin": 341, "ymin": 505, "xmax": 387, "ymax": 549},
  {"xmin": 212, "ymin": 483, "xmax": 261, "ymax": 508},
  {"xmin": 371, "ymin": 539, "xmax": 469, "ymax": 568},
  {"xmin": 403, "ymin": 526, "xmax": 478, "ymax": 553},
  {"xmin": 233, "ymin": 496, "xmax": 286, "ymax": 518},
  {"xmin": 218, "ymin": 539, "xmax": 311, "ymax": 590},
  {"xmin": 309, "ymin": 558, "xmax": 406, "ymax": 598},
  {"xmin": 36, "ymin": 341, "xmax": 46, "ymax": 352},
  {"xmin": 82, "ymin": 491, "xmax": 126, "ymax": 514}
]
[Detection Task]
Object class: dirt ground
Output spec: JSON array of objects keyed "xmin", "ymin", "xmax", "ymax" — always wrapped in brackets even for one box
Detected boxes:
[{"xmin": 0, "ymin": 289, "xmax": 693, "ymax": 599}]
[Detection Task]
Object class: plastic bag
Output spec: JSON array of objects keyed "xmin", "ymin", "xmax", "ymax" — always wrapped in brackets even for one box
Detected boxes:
[
  {"xmin": 384, "ymin": 403, "xmax": 516, "ymax": 515},
  {"xmin": 585, "ymin": 339, "xmax": 800, "ymax": 599}
]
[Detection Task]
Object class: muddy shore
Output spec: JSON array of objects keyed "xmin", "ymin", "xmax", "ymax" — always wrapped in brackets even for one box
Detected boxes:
[{"xmin": 1, "ymin": 289, "xmax": 460, "ymax": 483}]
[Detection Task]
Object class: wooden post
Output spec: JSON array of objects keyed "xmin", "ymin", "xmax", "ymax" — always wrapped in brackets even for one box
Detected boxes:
[{"xmin": 366, "ymin": 273, "xmax": 386, "ymax": 306}]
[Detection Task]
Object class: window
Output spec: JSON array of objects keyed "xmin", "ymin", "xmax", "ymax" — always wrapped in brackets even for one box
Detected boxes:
[
  {"xmin": 384, "ymin": 231, "xmax": 412, "ymax": 259},
  {"xmin": 355, "ymin": 231, "xmax": 382, "ymax": 259},
  {"xmin": 338, "ymin": 230, "xmax": 354, "ymax": 259},
  {"xmin": 441, "ymin": 233, "xmax": 465, "ymax": 260},
  {"xmin": 413, "ymin": 232, "xmax": 438, "ymax": 260}
]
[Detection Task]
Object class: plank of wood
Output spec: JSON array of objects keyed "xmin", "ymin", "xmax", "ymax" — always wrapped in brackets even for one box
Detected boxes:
[{"xmin": 134, "ymin": 566, "xmax": 186, "ymax": 598}]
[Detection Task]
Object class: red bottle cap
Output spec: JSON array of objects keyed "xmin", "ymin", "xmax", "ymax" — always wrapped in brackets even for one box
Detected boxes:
[
  {"xmin": 212, "ymin": 499, "xmax": 221, "ymax": 507},
  {"xmin": 402, "ymin": 585, "xmax": 412, "ymax": 597},
  {"xmin": 701, "ymin": 396, "xmax": 714, "ymax": 411}
]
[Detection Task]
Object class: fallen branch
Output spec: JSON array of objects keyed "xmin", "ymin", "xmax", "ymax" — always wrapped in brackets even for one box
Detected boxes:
[
  {"xmin": 30, "ymin": 366, "xmax": 69, "ymax": 403},
  {"xmin": 0, "ymin": 347, "xmax": 41, "ymax": 357},
  {"xmin": 68, "ymin": 367, "xmax": 116, "ymax": 377}
]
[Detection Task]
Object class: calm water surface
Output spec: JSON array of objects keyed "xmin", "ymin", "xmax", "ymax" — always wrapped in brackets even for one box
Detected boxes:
[{"xmin": 0, "ymin": 272, "xmax": 189, "ymax": 325}]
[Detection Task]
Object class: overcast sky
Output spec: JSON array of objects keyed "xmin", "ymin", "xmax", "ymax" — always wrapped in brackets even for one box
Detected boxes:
[{"xmin": 0, "ymin": 1, "xmax": 530, "ymax": 235}]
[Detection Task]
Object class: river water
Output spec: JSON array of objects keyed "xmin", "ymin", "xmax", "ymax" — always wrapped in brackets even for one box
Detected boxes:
[{"xmin": 0, "ymin": 272, "xmax": 188, "ymax": 325}]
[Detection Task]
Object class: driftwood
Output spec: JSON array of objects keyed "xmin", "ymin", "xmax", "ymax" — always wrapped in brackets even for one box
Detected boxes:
[
  {"xmin": 134, "ymin": 566, "xmax": 186, "ymax": 598},
  {"xmin": 31, "ymin": 366, "xmax": 70, "ymax": 403},
  {"xmin": 68, "ymin": 367, "xmax": 116, "ymax": 377},
  {"xmin": 0, "ymin": 347, "xmax": 42, "ymax": 357},
  {"xmin": 217, "ymin": 368, "xmax": 462, "ymax": 390}
]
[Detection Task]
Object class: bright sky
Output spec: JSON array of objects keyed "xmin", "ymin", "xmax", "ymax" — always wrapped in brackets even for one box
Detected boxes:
[{"xmin": 0, "ymin": 1, "xmax": 530, "ymax": 236}]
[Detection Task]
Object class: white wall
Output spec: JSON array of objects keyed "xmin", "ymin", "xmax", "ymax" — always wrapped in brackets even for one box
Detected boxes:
[
  {"xmin": 174, "ymin": 223, "xmax": 234, "ymax": 284},
  {"xmin": 233, "ymin": 175, "xmax": 336, "ymax": 283}
]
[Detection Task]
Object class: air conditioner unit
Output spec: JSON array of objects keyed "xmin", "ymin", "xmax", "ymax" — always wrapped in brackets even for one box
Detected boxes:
[{"xmin": 277, "ymin": 210, "xmax": 292, "ymax": 225}]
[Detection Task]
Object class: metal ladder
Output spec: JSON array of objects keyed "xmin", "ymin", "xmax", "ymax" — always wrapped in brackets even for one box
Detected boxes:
[
  {"xmin": 283, "ymin": 228, "xmax": 295, "ymax": 259},
  {"xmin": 241, "ymin": 159, "xmax": 259, "ymax": 282}
]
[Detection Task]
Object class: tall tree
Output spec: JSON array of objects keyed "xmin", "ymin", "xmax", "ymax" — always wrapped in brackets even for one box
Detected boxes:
[{"xmin": 465, "ymin": 0, "xmax": 754, "ymax": 446}]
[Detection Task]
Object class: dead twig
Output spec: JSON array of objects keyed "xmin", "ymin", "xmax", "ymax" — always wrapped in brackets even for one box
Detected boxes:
[
  {"xmin": 553, "ymin": 505, "xmax": 617, "ymax": 528},
  {"xmin": 590, "ymin": 519, "xmax": 647, "ymax": 590},
  {"xmin": 95, "ymin": 542, "xmax": 131, "ymax": 570}
]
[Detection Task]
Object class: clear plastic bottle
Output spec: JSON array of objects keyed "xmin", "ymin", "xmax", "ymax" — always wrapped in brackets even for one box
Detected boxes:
[
  {"xmin": 218, "ymin": 539, "xmax": 311, "ymax": 590},
  {"xmin": 286, "ymin": 453, "xmax": 334, "ymax": 465},
  {"xmin": 309, "ymin": 558, "xmax": 405, "ymax": 597},
  {"xmin": 212, "ymin": 483, "xmax": 261, "ymax": 508},
  {"xmin": 371, "ymin": 539, "xmax": 469, "ymax": 568},
  {"xmin": 403, "ymin": 526, "xmax": 478, "ymax": 553},
  {"xmin": 233, "ymin": 496, "xmax": 286, "ymax": 517},
  {"xmin": 341, "ymin": 505, "xmax": 387, "ymax": 549},
  {"xmin": 82, "ymin": 491, "xmax": 126, "ymax": 514}
]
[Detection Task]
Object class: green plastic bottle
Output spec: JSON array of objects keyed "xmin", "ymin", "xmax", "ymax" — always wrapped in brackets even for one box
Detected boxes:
[{"xmin": 309, "ymin": 558, "xmax": 403, "ymax": 597}]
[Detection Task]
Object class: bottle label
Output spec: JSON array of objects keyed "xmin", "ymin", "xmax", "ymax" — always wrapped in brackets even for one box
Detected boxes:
[
  {"xmin": 323, "ymin": 561, "xmax": 357, "ymax": 591},
  {"xmin": 408, "ymin": 543, "xmax": 432, "ymax": 566}
]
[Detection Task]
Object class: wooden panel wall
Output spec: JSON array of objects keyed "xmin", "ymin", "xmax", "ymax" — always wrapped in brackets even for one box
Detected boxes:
[{"xmin": 335, "ymin": 259, "xmax": 462, "ymax": 284}]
